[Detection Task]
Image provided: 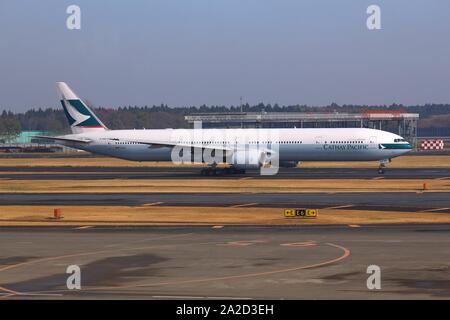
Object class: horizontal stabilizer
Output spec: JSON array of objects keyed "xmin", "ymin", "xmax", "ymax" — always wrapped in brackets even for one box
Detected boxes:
[{"xmin": 33, "ymin": 135, "xmax": 91, "ymax": 143}]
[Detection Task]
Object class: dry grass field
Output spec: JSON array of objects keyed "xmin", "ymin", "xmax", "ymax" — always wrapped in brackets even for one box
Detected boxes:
[
  {"xmin": 1, "ymin": 178, "xmax": 448, "ymax": 193},
  {"xmin": 1, "ymin": 205, "xmax": 449, "ymax": 226}
]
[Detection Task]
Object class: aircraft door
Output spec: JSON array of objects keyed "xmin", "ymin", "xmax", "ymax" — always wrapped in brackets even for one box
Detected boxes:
[
  {"xmin": 369, "ymin": 136, "xmax": 377, "ymax": 149},
  {"xmin": 315, "ymin": 136, "xmax": 323, "ymax": 150}
]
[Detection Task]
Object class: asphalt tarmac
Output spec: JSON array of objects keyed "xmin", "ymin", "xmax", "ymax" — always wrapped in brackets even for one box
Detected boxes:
[
  {"xmin": 1, "ymin": 166, "xmax": 450, "ymax": 180},
  {"xmin": 1, "ymin": 192, "xmax": 449, "ymax": 213},
  {"xmin": 0, "ymin": 225, "xmax": 449, "ymax": 299}
]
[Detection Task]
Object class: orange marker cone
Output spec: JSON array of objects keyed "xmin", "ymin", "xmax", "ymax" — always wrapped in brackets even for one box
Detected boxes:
[{"xmin": 54, "ymin": 208, "xmax": 62, "ymax": 219}]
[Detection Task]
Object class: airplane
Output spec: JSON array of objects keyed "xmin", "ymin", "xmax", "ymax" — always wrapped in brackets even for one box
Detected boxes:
[{"xmin": 36, "ymin": 82, "xmax": 413, "ymax": 175}]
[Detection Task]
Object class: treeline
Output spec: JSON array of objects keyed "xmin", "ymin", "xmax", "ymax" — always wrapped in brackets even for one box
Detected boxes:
[{"xmin": 0, "ymin": 103, "xmax": 449, "ymax": 135}]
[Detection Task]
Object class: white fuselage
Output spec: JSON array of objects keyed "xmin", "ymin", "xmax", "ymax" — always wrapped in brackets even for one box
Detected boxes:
[{"xmin": 57, "ymin": 127, "xmax": 412, "ymax": 163}]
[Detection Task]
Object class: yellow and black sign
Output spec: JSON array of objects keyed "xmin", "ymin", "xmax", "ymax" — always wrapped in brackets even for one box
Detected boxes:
[
  {"xmin": 284, "ymin": 209, "xmax": 318, "ymax": 218},
  {"xmin": 305, "ymin": 209, "xmax": 317, "ymax": 217},
  {"xmin": 284, "ymin": 209, "xmax": 296, "ymax": 217}
]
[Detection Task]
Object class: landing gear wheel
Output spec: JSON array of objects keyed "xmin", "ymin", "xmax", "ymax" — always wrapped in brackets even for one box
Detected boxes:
[
  {"xmin": 201, "ymin": 167, "xmax": 221, "ymax": 176},
  {"xmin": 201, "ymin": 168, "xmax": 211, "ymax": 176},
  {"xmin": 201, "ymin": 167, "xmax": 246, "ymax": 176},
  {"xmin": 378, "ymin": 159, "xmax": 389, "ymax": 175}
]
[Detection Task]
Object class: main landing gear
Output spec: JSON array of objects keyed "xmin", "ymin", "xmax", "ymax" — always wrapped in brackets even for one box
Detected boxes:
[
  {"xmin": 378, "ymin": 159, "xmax": 391, "ymax": 174},
  {"xmin": 200, "ymin": 167, "xmax": 246, "ymax": 176}
]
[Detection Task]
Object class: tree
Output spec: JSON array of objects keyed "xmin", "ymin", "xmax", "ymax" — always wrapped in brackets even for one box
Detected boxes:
[{"xmin": 0, "ymin": 116, "xmax": 22, "ymax": 143}]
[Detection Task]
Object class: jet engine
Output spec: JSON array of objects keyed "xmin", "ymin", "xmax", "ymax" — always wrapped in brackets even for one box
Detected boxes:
[{"xmin": 230, "ymin": 149, "xmax": 268, "ymax": 169}]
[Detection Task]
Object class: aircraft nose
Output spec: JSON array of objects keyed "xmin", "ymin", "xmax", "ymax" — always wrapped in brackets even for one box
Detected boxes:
[{"xmin": 397, "ymin": 139, "xmax": 413, "ymax": 154}]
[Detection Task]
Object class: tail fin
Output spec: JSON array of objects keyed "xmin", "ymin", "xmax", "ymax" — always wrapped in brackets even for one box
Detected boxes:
[{"xmin": 56, "ymin": 82, "xmax": 107, "ymax": 134}]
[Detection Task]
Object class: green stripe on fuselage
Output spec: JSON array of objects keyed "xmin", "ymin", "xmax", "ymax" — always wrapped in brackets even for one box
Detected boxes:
[{"xmin": 380, "ymin": 143, "xmax": 412, "ymax": 150}]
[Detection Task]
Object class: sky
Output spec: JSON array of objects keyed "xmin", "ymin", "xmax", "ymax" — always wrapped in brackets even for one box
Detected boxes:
[{"xmin": 0, "ymin": 0, "xmax": 449, "ymax": 111}]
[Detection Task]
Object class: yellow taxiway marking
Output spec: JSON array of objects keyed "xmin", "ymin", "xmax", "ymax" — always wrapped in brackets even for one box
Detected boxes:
[
  {"xmin": 0, "ymin": 243, "xmax": 350, "ymax": 296},
  {"xmin": 239, "ymin": 177, "xmax": 253, "ymax": 180},
  {"xmin": 212, "ymin": 225, "xmax": 224, "ymax": 229},
  {"xmin": 421, "ymin": 207, "xmax": 450, "ymax": 213},
  {"xmin": 280, "ymin": 241, "xmax": 317, "ymax": 247},
  {"xmin": 229, "ymin": 202, "xmax": 259, "ymax": 208},
  {"xmin": 323, "ymin": 204, "xmax": 354, "ymax": 210},
  {"xmin": 372, "ymin": 177, "xmax": 385, "ymax": 180},
  {"xmin": 74, "ymin": 226, "xmax": 93, "ymax": 230},
  {"xmin": 221, "ymin": 240, "xmax": 267, "ymax": 246},
  {"xmin": 143, "ymin": 202, "xmax": 164, "ymax": 206},
  {"xmin": 348, "ymin": 224, "xmax": 361, "ymax": 228}
]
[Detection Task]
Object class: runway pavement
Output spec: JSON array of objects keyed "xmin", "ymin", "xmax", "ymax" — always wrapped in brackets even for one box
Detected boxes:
[
  {"xmin": 1, "ymin": 192, "xmax": 449, "ymax": 213},
  {"xmin": 1, "ymin": 166, "xmax": 450, "ymax": 180},
  {"xmin": 0, "ymin": 225, "xmax": 449, "ymax": 299}
]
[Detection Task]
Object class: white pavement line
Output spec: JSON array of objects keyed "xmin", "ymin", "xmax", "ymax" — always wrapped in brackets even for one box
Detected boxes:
[
  {"xmin": 143, "ymin": 202, "xmax": 164, "ymax": 206},
  {"xmin": 421, "ymin": 207, "xmax": 450, "ymax": 213},
  {"xmin": 323, "ymin": 204, "xmax": 354, "ymax": 210},
  {"xmin": 229, "ymin": 203, "xmax": 259, "ymax": 208}
]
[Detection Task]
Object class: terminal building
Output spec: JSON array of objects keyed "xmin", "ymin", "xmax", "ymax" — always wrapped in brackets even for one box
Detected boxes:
[
  {"xmin": 185, "ymin": 110, "xmax": 419, "ymax": 148},
  {"xmin": 0, "ymin": 131, "xmax": 63, "ymax": 153}
]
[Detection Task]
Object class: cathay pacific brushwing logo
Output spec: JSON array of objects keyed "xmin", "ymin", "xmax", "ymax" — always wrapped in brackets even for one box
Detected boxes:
[{"xmin": 64, "ymin": 100, "xmax": 90, "ymax": 126}]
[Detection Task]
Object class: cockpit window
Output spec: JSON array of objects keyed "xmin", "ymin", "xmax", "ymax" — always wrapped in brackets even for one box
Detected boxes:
[{"xmin": 394, "ymin": 138, "xmax": 407, "ymax": 142}]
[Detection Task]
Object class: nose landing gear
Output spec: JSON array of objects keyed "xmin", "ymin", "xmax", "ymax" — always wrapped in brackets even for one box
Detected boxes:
[{"xmin": 378, "ymin": 159, "xmax": 391, "ymax": 174}]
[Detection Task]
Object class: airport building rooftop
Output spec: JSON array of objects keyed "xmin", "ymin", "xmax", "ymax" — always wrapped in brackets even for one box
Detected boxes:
[{"xmin": 185, "ymin": 111, "xmax": 419, "ymax": 125}]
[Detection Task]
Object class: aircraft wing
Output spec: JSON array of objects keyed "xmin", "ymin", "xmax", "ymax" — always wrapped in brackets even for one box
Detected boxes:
[{"xmin": 33, "ymin": 135, "xmax": 92, "ymax": 143}]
